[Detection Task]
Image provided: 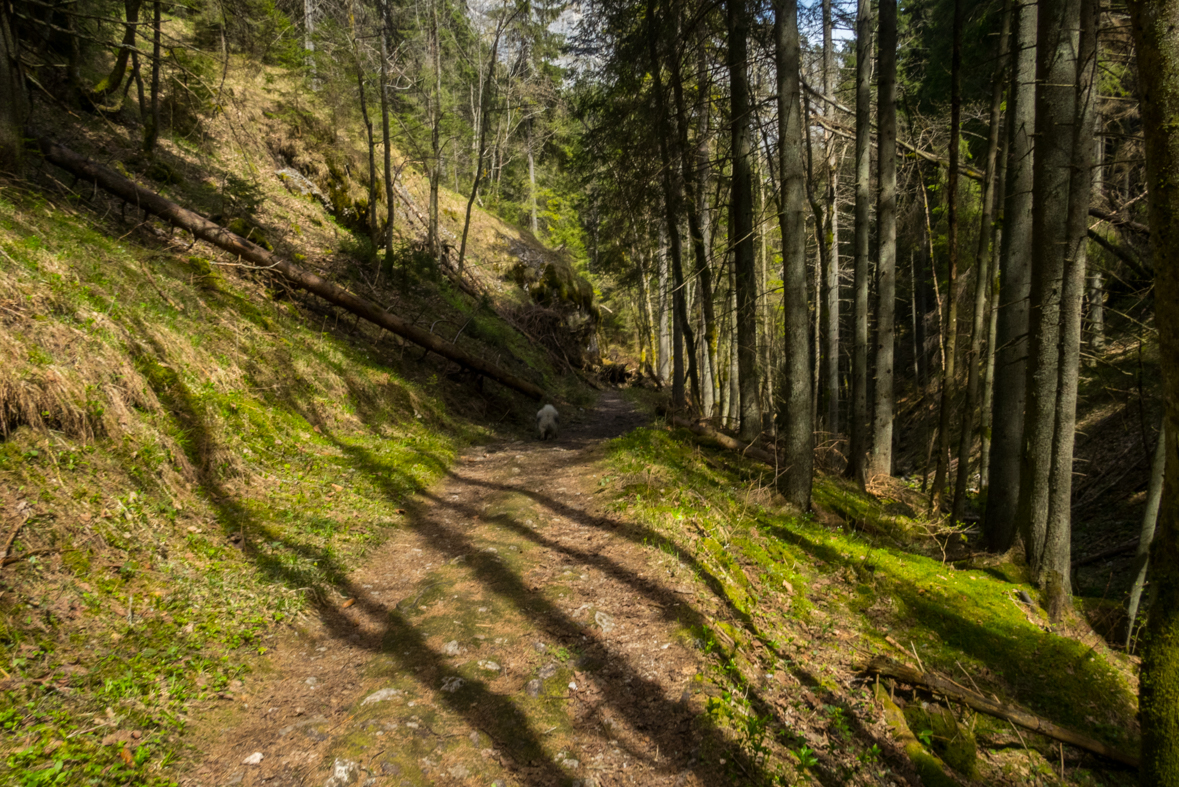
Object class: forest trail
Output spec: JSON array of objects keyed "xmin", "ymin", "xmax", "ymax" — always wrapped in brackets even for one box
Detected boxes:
[{"xmin": 183, "ymin": 393, "xmax": 729, "ymax": 787}]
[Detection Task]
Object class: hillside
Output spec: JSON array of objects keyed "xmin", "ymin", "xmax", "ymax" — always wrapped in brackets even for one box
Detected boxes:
[{"xmin": 0, "ymin": 31, "xmax": 602, "ymax": 783}]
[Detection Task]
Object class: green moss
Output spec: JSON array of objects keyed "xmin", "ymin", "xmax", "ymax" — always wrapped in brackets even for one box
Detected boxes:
[
  {"xmin": 903, "ymin": 701, "xmax": 978, "ymax": 778},
  {"xmin": 226, "ymin": 217, "xmax": 273, "ymax": 251},
  {"xmin": 876, "ymin": 684, "xmax": 959, "ymax": 787}
]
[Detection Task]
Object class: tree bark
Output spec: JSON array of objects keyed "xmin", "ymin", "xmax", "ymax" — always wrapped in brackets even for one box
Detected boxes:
[
  {"xmin": 36, "ymin": 138, "xmax": 547, "ymax": 401},
  {"xmin": 983, "ymin": 0, "xmax": 1037, "ymax": 551},
  {"xmin": 379, "ymin": 7, "xmax": 396, "ymax": 272},
  {"xmin": 848, "ymin": 0, "xmax": 872, "ymax": 486},
  {"xmin": 352, "ymin": 29, "xmax": 379, "ymax": 245},
  {"xmin": 0, "ymin": 0, "xmax": 27, "ymax": 175},
  {"xmin": 729, "ymin": 0, "xmax": 761, "ymax": 439},
  {"xmin": 1127, "ymin": 421, "xmax": 1166, "ymax": 652},
  {"xmin": 90, "ymin": 0, "xmax": 144, "ymax": 102},
  {"xmin": 459, "ymin": 17, "xmax": 508, "ymax": 275},
  {"xmin": 952, "ymin": 0, "xmax": 1012, "ymax": 522},
  {"xmin": 428, "ymin": 1, "xmax": 443, "ymax": 263},
  {"xmin": 821, "ymin": 0, "xmax": 840, "ymax": 439},
  {"xmin": 1126, "ymin": 2, "xmax": 1179, "ymax": 777},
  {"xmin": 527, "ymin": 121, "xmax": 539, "ymax": 235},
  {"xmin": 672, "ymin": 42, "xmax": 717, "ymax": 418},
  {"xmin": 930, "ymin": 0, "xmax": 963, "ymax": 513},
  {"xmin": 142, "ymin": 0, "xmax": 162, "ymax": 153},
  {"xmin": 774, "ymin": 0, "xmax": 812, "ymax": 510},
  {"xmin": 867, "ymin": 0, "xmax": 896, "ymax": 483},
  {"xmin": 1040, "ymin": 0, "xmax": 1096, "ymax": 615},
  {"xmin": 1015, "ymin": 0, "xmax": 1080, "ymax": 577},
  {"xmin": 646, "ymin": 0, "xmax": 699, "ymax": 411},
  {"xmin": 979, "ymin": 124, "xmax": 1009, "ymax": 496}
]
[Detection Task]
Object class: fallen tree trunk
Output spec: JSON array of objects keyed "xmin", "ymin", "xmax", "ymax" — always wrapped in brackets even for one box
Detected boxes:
[
  {"xmin": 1071, "ymin": 537, "xmax": 1140, "ymax": 568},
  {"xmin": 864, "ymin": 656, "xmax": 1139, "ymax": 768},
  {"xmin": 37, "ymin": 138, "xmax": 547, "ymax": 402},
  {"xmin": 669, "ymin": 415, "xmax": 781, "ymax": 468}
]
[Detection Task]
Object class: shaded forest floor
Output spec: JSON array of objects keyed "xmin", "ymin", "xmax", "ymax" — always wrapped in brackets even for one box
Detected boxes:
[{"xmin": 177, "ymin": 392, "xmax": 1142, "ymax": 787}]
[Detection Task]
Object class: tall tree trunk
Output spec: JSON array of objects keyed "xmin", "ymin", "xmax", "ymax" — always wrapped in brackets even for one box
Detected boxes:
[
  {"xmin": 729, "ymin": 0, "xmax": 761, "ymax": 439},
  {"xmin": 379, "ymin": 7, "xmax": 396, "ymax": 273},
  {"xmin": 1015, "ymin": 0, "xmax": 1081, "ymax": 576},
  {"xmin": 0, "ymin": 1, "xmax": 28, "ymax": 175},
  {"xmin": 930, "ymin": 0, "xmax": 963, "ymax": 512},
  {"xmin": 1087, "ymin": 271, "xmax": 1105, "ymax": 363},
  {"xmin": 980, "ymin": 123, "xmax": 1010, "ymax": 496},
  {"xmin": 90, "ymin": 0, "xmax": 143, "ymax": 101},
  {"xmin": 983, "ymin": 0, "xmax": 1037, "ymax": 551},
  {"xmin": 659, "ymin": 244, "xmax": 671, "ymax": 383},
  {"xmin": 728, "ymin": 251, "xmax": 740, "ymax": 428},
  {"xmin": 821, "ymin": 0, "xmax": 840, "ymax": 439},
  {"xmin": 774, "ymin": 0, "xmax": 812, "ymax": 509},
  {"xmin": 868, "ymin": 0, "xmax": 897, "ymax": 483},
  {"xmin": 1041, "ymin": 0, "xmax": 1096, "ymax": 615},
  {"xmin": 1125, "ymin": 1, "xmax": 1179, "ymax": 779},
  {"xmin": 1087, "ymin": 109, "xmax": 1105, "ymax": 366},
  {"xmin": 849, "ymin": 0, "xmax": 873, "ymax": 485},
  {"xmin": 646, "ymin": 0, "xmax": 698, "ymax": 410},
  {"xmin": 1127, "ymin": 421, "xmax": 1166, "ymax": 651},
  {"xmin": 352, "ymin": 38, "xmax": 379, "ymax": 245},
  {"xmin": 672, "ymin": 44, "xmax": 718, "ymax": 418},
  {"xmin": 952, "ymin": 0, "xmax": 1012, "ymax": 522},
  {"xmin": 697, "ymin": 64, "xmax": 718, "ymax": 415},
  {"xmin": 428, "ymin": 1, "xmax": 443, "ymax": 263},
  {"xmin": 527, "ymin": 121, "xmax": 539, "ymax": 235},
  {"xmin": 459, "ymin": 19, "xmax": 506, "ymax": 274},
  {"xmin": 910, "ymin": 250, "xmax": 922, "ymax": 384},
  {"xmin": 142, "ymin": 0, "xmax": 162, "ymax": 153}
]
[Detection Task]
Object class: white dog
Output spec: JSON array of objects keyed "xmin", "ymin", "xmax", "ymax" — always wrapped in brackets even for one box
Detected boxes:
[{"xmin": 536, "ymin": 404, "xmax": 559, "ymax": 441}]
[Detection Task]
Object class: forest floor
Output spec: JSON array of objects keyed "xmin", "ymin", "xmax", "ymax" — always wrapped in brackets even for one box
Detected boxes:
[
  {"xmin": 180, "ymin": 392, "xmax": 736, "ymax": 787},
  {"xmin": 174, "ymin": 390, "xmax": 1146, "ymax": 787}
]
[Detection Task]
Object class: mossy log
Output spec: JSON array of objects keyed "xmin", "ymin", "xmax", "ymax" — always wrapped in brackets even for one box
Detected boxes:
[
  {"xmin": 873, "ymin": 682, "xmax": 960, "ymax": 787},
  {"xmin": 37, "ymin": 138, "xmax": 547, "ymax": 402},
  {"xmin": 864, "ymin": 655, "xmax": 1139, "ymax": 768},
  {"xmin": 669, "ymin": 415, "xmax": 781, "ymax": 467}
]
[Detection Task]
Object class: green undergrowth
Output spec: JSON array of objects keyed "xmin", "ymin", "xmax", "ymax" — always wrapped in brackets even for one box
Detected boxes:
[
  {"xmin": 0, "ymin": 180, "xmax": 558, "ymax": 784},
  {"xmin": 604, "ymin": 426, "xmax": 1140, "ymax": 785}
]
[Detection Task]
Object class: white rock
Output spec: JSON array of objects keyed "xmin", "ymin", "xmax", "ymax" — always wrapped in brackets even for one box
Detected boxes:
[
  {"xmin": 324, "ymin": 759, "xmax": 359, "ymax": 787},
  {"xmin": 242, "ymin": 752, "xmax": 263, "ymax": 765},
  {"xmin": 361, "ymin": 688, "xmax": 401, "ymax": 706}
]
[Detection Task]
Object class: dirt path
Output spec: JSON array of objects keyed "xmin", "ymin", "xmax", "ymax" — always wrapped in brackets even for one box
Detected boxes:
[{"xmin": 183, "ymin": 393, "xmax": 732, "ymax": 787}]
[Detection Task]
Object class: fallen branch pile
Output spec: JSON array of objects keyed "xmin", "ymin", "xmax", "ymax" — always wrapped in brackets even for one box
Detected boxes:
[
  {"xmin": 37, "ymin": 139, "xmax": 546, "ymax": 401},
  {"xmin": 668, "ymin": 415, "xmax": 781, "ymax": 468},
  {"xmin": 864, "ymin": 656, "xmax": 1139, "ymax": 768}
]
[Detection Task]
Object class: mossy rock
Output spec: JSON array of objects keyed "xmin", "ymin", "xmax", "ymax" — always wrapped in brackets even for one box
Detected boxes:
[
  {"xmin": 226, "ymin": 218, "xmax": 274, "ymax": 251},
  {"xmin": 903, "ymin": 701, "xmax": 978, "ymax": 778},
  {"xmin": 188, "ymin": 255, "xmax": 225, "ymax": 291},
  {"xmin": 535, "ymin": 260, "xmax": 594, "ymax": 312},
  {"xmin": 145, "ymin": 158, "xmax": 184, "ymax": 185}
]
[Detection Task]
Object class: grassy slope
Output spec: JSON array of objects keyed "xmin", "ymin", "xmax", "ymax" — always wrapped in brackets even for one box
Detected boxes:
[
  {"xmin": 0, "ymin": 34, "xmax": 595, "ymax": 784},
  {"xmin": 600, "ymin": 407, "xmax": 1139, "ymax": 785}
]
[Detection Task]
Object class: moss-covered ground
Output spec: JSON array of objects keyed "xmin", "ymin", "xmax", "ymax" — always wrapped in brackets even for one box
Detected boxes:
[
  {"xmin": 601, "ymin": 423, "xmax": 1140, "ymax": 785},
  {"xmin": 0, "ymin": 162, "xmax": 570, "ymax": 784}
]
